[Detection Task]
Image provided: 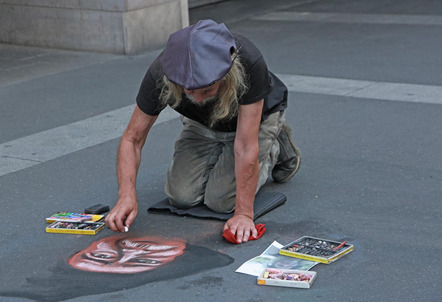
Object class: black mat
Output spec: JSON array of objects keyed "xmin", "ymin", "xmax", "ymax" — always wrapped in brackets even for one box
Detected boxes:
[{"xmin": 147, "ymin": 192, "xmax": 286, "ymax": 221}]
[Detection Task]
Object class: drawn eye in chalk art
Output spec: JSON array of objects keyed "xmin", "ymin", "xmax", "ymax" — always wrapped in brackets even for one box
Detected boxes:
[{"xmin": 68, "ymin": 235, "xmax": 186, "ymax": 274}]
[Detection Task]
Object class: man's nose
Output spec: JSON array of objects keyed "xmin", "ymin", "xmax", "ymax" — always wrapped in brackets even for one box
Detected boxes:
[{"xmin": 193, "ymin": 93, "xmax": 205, "ymax": 103}]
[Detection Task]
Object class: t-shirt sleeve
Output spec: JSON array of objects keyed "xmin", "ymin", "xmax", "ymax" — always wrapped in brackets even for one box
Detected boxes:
[
  {"xmin": 239, "ymin": 55, "xmax": 273, "ymax": 105},
  {"xmin": 136, "ymin": 57, "xmax": 166, "ymax": 116}
]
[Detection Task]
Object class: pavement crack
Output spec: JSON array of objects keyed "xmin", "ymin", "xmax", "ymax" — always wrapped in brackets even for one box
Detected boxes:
[
  {"xmin": 344, "ymin": 82, "xmax": 379, "ymax": 97},
  {"xmin": 1, "ymin": 155, "xmax": 43, "ymax": 163}
]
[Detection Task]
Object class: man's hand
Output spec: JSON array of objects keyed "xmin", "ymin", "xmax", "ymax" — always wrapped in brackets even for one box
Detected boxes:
[
  {"xmin": 105, "ymin": 197, "xmax": 138, "ymax": 232},
  {"xmin": 223, "ymin": 214, "xmax": 257, "ymax": 243}
]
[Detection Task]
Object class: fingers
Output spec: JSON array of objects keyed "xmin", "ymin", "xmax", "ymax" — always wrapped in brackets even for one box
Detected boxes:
[
  {"xmin": 125, "ymin": 210, "xmax": 137, "ymax": 229},
  {"xmin": 251, "ymin": 225, "xmax": 258, "ymax": 238},
  {"xmin": 236, "ymin": 227, "xmax": 246, "ymax": 243},
  {"xmin": 235, "ymin": 226, "xmax": 256, "ymax": 243},
  {"xmin": 114, "ymin": 213, "xmax": 127, "ymax": 233},
  {"xmin": 104, "ymin": 213, "xmax": 116, "ymax": 232},
  {"xmin": 105, "ymin": 202, "xmax": 138, "ymax": 232},
  {"xmin": 105, "ymin": 211, "xmax": 124, "ymax": 232},
  {"xmin": 225, "ymin": 216, "xmax": 256, "ymax": 244},
  {"xmin": 241, "ymin": 225, "xmax": 258, "ymax": 243}
]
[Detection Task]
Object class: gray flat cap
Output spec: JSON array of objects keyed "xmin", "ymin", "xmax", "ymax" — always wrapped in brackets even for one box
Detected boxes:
[{"xmin": 161, "ymin": 19, "xmax": 236, "ymax": 90}]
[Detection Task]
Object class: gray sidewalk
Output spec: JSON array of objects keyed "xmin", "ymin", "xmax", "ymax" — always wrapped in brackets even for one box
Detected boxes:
[
  {"xmin": 1, "ymin": 0, "xmax": 441, "ymax": 301},
  {"xmin": 0, "ymin": 43, "xmax": 119, "ymax": 88}
]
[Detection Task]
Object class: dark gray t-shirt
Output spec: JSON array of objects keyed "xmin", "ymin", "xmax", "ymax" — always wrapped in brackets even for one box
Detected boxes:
[{"xmin": 136, "ymin": 33, "xmax": 287, "ymax": 132}]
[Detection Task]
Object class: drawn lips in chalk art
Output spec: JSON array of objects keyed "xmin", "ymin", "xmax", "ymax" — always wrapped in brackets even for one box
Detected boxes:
[{"xmin": 0, "ymin": 235, "xmax": 233, "ymax": 302}]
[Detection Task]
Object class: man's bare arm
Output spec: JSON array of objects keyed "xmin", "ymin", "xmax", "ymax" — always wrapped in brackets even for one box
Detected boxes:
[
  {"xmin": 105, "ymin": 106, "xmax": 158, "ymax": 232},
  {"xmin": 223, "ymin": 99, "xmax": 263, "ymax": 243}
]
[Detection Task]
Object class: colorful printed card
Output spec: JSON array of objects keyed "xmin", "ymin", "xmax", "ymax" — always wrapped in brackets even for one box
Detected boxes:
[{"xmin": 46, "ymin": 212, "xmax": 104, "ymax": 223}]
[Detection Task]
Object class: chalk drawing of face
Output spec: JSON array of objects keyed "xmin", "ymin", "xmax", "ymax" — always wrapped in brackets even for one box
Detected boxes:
[{"xmin": 68, "ymin": 236, "xmax": 186, "ymax": 274}]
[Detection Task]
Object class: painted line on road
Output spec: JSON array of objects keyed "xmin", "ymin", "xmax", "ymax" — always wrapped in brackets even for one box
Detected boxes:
[
  {"xmin": 0, "ymin": 106, "xmax": 179, "ymax": 177},
  {"xmin": 1, "ymin": 74, "xmax": 441, "ymax": 177},
  {"xmin": 253, "ymin": 12, "xmax": 442, "ymax": 26},
  {"xmin": 277, "ymin": 74, "xmax": 442, "ymax": 104}
]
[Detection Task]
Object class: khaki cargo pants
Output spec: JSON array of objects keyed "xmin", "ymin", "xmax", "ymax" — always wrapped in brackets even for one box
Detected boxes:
[{"xmin": 165, "ymin": 111, "xmax": 285, "ymax": 213}]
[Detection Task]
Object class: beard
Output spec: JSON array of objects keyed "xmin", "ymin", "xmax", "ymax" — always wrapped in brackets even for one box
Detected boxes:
[{"xmin": 185, "ymin": 93, "xmax": 218, "ymax": 106}]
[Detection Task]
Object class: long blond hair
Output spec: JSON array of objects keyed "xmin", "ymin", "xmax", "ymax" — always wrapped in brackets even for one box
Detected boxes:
[{"xmin": 159, "ymin": 56, "xmax": 248, "ymax": 128}]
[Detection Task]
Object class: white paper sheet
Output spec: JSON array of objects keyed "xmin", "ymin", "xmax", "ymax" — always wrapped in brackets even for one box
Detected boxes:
[{"xmin": 235, "ymin": 241, "xmax": 318, "ymax": 276}]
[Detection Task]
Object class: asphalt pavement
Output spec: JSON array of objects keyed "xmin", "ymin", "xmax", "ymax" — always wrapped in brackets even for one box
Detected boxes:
[{"xmin": 1, "ymin": 0, "xmax": 441, "ymax": 301}]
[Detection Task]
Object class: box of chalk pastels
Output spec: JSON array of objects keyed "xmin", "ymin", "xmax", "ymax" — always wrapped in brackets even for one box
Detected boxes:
[
  {"xmin": 257, "ymin": 268, "xmax": 317, "ymax": 289},
  {"xmin": 46, "ymin": 221, "xmax": 105, "ymax": 235},
  {"xmin": 279, "ymin": 236, "xmax": 354, "ymax": 264}
]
